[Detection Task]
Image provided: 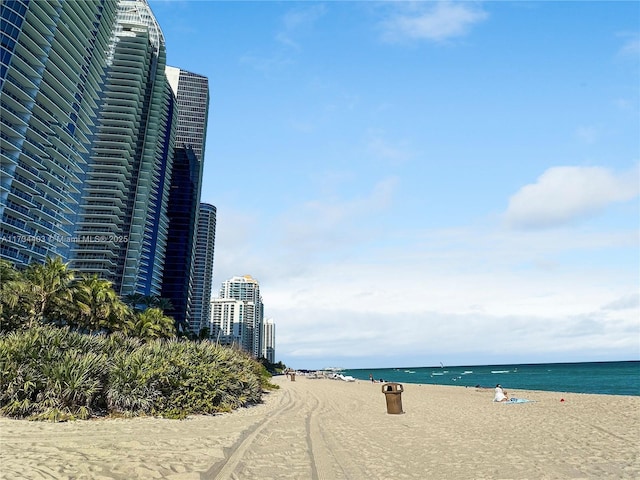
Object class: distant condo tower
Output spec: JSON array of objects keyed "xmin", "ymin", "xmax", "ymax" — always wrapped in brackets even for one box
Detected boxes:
[
  {"xmin": 212, "ymin": 275, "xmax": 264, "ymax": 357},
  {"xmin": 161, "ymin": 66, "xmax": 210, "ymax": 332},
  {"xmin": 262, "ymin": 318, "xmax": 276, "ymax": 363},
  {"xmin": 189, "ymin": 203, "xmax": 216, "ymax": 335}
]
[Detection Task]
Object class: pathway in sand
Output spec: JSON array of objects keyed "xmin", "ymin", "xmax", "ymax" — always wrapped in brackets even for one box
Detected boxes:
[{"xmin": 1, "ymin": 375, "xmax": 639, "ymax": 479}]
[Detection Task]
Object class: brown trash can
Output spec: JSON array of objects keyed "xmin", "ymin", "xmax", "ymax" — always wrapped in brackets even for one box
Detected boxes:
[
  {"xmin": 382, "ymin": 382, "xmax": 403, "ymax": 414},
  {"xmin": 290, "ymin": 372, "xmax": 295, "ymax": 381}
]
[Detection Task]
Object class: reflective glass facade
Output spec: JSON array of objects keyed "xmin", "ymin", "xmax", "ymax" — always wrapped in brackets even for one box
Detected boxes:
[
  {"xmin": 161, "ymin": 146, "xmax": 198, "ymax": 330},
  {"xmin": 70, "ymin": 0, "xmax": 176, "ymax": 295},
  {"xmin": 1, "ymin": 0, "xmax": 118, "ymax": 266},
  {"xmin": 162, "ymin": 66, "xmax": 210, "ymax": 332},
  {"xmin": 190, "ymin": 202, "xmax": 216, "ymax": 334}
]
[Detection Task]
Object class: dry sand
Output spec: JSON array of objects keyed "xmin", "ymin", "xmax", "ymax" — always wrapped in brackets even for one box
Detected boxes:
[{"xmin": 1, "ymin": 374, "xmax": 638, "ymax": 479}]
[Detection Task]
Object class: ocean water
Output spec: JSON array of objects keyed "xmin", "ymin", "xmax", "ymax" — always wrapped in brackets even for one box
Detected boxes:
[{"xmin": 342, "ymin": 361, "xmax": 640, "ymax": 396}]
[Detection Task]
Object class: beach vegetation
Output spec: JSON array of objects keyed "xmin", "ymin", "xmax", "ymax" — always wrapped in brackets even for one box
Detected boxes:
[
  {"xmin": 21, "ymin": 256, "xmax": 76, "ymax": 328},
  {"xmin": 258, "ymin": 357, "xmax": 287, "ymax": 375},
  {"xmin": 69, "ymin": 274, "xmax": 129, "ymax": 333},
  {"xmin": 0, "ymin": 260, "xmax": 27, "ymax": 331},
  {"xmin": 0, "ymin": 257, "xmax": 277, "ymax": 422},
  {"xmin": 127, "ymin": 307, "xmax": 176, "ymax": 340},
  {"xmin": 0, "ymin": 325, "xmax": 273, "ymax": 421},
  {"xmin": 0, "ymin": 257, "xmax": 175, "ymax": 339}
]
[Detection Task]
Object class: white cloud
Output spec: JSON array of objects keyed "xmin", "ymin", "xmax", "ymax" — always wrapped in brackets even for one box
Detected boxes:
[
  {"xmin": 208, "ymin": 206, "xmax": 267, "ymax": 284},
  {"xmin": 504, "ymin": 165, "xmax": 640, "ymax": 229},
  {"xmin": 211, "ymin": 196, "xmax": 638, "ymax": 369},
  {"xmin": 276, "ymin": 176, "xmax": 398, "ymax": 254},
  {"xmin": 613, "ymin": 98, "xmax": 635, "ymax": 112},
  {"xmin": 366, "ymin": 131, "xmax": 413, "ymax": 165},
  {"xmin": 277, "ymin": 4, "xmax": 327, "ymax": 50},
  {"xmin": 617, "ymin": 33, "xmax": 640, "ymax": 59},
  {"xmin": 239, "ymin": 52, "xmax": 292, "ymax": 73},
  {"xmin": 575, "ymin": 125, "xmax": 600, "ymax": 144},
  {"xmin": 256, "ymin": 221, "xmax": 639, "ymax": 368},
  {"xmin": 210, "ymin": 177, "xmax": 400, "ymax": 289},
  {"xmin": 208, "ymin": 174, "xmax": 637, "ymax": 370},
  {"xmin": 381, "ymin": 1, "xmax": 488, "ymax": 43},
  {"xmin": 240, "ymin": 4, "xmax": 326, "ymax": 73},
  {"xmin": 602, "ymin": 293, "xmax": 640, "ymax": 311},
  {"xmin": 268, "ymin": 260, "xmax": 639, "ymax": 368},
  {"xmin": 282, "ymin": 4, "xmax": 326, "ymax": 31}
]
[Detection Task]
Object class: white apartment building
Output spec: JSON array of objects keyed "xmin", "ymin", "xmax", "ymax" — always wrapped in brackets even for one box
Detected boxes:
[
  {"xmin": 211, "ymin": 275, "xmax": 264, "ymax": 358},
  {"xmin": 210, "ymin": 298, "xmax": 255, "ymax": 353},
  {"xmin": 262, "ymin": 318, "xmax": 276, "ymax": 363}
]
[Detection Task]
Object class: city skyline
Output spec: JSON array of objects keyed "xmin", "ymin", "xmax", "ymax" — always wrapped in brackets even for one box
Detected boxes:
[
  {"xmin": 150, "ymin": 0, "xmax": 639, "ymax": 369},
  {"xmin": 1, "ymin": 0, "xmax": 214, "ymax": 338}
]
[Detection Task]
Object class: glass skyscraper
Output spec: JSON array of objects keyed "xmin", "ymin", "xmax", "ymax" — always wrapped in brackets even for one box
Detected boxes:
[
  {"xmin": 1, "ymin": 0, "xmax": 118, "ymax": 266},
  {"xmin": 162, "ymin": 66, "xmax": 210, "ymax": 332},
  {"xmin": 165, "ymin": 67, "xmax": 209, "ymax": 165},
  {"xmin": 70, "ymin": 0, "xmax": 176, "ymax": 296},
  {"xmin": 1, "ymin": 1, "xmax": 214, "ymax": 331},
  {"xmin": 189, "ymin": 202, "xmax": 216, "ymax": 334},
  {"xmin": 161, "ymin": 145, "xmax": 198, "ymax": 331}
]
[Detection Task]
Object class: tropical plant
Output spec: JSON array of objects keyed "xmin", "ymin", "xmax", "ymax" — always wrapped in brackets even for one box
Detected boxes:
[
  {"xmin": 122, "ymin": 292, "xmax": 145, "ymax": 309},
  {"xmin": 34, "ymin": 349, "xmax": 107, "ymax": 421},
  {"xmin": 258, "ymin": 357, "xmax": 287, "ymax": 375},
  {"xmin": 0, "ymin": 325, "xmax": 270, "ymax": 421},
  {"xmin": 106, "ymin": 347, "xmax": 160, "ymax": 415},
  {"xmin": 22, "ymin": 257, "xmax": 75, "ymax": 327},
  {"xmin": 198, "ymin": 326, "xmax": 210, "ymax": 339},
  {"xmin": 70, "ymin": 274, "xmax": 131, "ymax": 333},
  {"xmin": 0, "ymin": 260, "xmax": 27, "ymax": 331},
  {"xmin": 142, "ymin": 339, "xmax": 265, "ymax": 418},
  {"xmin": 0, "ymin": 325, "xmax": 105, "ymax": 420},
  {"xmin": 123, "ymin": 294, "xmax": 173, "ymax": 313},
  {"xmin": 149, "ymin": 296, "xmax": 173, "ymax": 312},
  {"xmin": 130, "ymin": 307, "xmax": 176, "ymax": 340}
]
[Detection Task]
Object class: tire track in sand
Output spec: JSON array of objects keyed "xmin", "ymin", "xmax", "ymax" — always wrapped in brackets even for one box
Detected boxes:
[
  {"xmin": 305, "ymin": 387, "xmax": 367, "ymax": 480},
  {"xmin": 204, "ymin": 381, "xmax": 366, "ymax": 480},
  {"xmin": 202, "ymin": 387, "xmax": 299, "ymax": 479}
]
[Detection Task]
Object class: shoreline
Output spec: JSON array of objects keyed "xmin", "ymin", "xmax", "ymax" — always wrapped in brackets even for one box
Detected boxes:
[
  {"xmin": 339, "ymin": 360, "xmax": 640, "ymax": 397},
  {"xmin": 1, "ymin": 375, "xmax": 639, "ymax": 479}
]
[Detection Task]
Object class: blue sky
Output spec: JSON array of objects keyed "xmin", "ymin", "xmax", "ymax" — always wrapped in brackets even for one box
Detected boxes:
[{"xmin": 149, "ymin": 0, "xmax": 639, "ymax": 369}]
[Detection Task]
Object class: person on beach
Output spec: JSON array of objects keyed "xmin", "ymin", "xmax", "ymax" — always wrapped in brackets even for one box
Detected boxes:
[
  {"xmin": 369, "ymin": 373, "xmax": 374, "ymax": 382},
  {"xmin": 494, "ymin": 384, "xmax": 509, "ymax": 402}
]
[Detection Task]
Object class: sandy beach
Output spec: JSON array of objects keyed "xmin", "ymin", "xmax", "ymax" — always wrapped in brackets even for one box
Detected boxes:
[{"xmin": 1, "ymin": 374, "xmax": 638, "ymax": 479}]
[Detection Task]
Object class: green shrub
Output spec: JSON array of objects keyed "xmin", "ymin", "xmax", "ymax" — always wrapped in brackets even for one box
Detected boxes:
[
  {"xmin": 0, "ymin": 325, "xmax": 270, "ymax": 421},
  {"xmin": 0, "ymin": 326, "xmax": 107, "ymax": 420}
]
